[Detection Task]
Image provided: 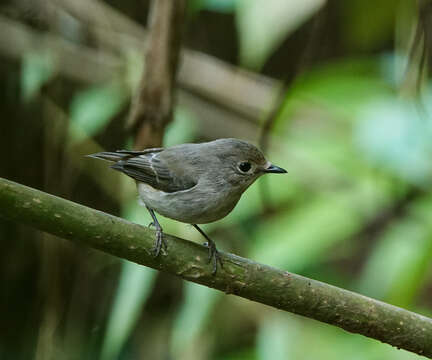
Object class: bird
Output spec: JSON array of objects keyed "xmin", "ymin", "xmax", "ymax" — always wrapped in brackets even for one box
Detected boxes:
[{"xmin": 87, "ymin": 138, "xmax": 287, "ymax": 274}]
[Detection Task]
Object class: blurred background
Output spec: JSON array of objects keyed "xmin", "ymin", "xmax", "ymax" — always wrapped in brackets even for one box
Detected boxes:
[{"xmin": 1, "ymin": 0, "xmax": 432, "ymax": 359}]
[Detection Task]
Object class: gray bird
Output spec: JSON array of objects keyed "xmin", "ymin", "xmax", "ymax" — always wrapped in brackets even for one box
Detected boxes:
[{"xmin": 88, "ymin": 138, "xmax": 286, "ymax": 274}]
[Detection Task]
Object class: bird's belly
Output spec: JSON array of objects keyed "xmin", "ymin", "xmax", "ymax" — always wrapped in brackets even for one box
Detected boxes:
[{"xmin": 137, "ymin": 183, "xmax": 239, "ymax": 224}]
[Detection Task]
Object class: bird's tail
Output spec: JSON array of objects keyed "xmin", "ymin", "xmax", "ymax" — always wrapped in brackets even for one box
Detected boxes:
[{"xmin": 86, "ymin": 152, "xmax": 129, "ymax": 162}]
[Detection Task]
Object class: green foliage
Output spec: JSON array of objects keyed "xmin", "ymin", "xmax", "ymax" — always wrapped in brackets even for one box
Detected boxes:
[
  {"xmin": 236, "ymin": 0, "xmax": 324, "ymax": 69},
  {"xmin": 69, "ymin": 82, "xmax": 128, "ymax": 142},
  {"xmin": 88, "ymin": 53, "xmax": 431, "ymax": 360},
  {"xmin": 357, "ymin": 196, "xmax": 432, "ymax": 308},
  {"xmin": 20, "ymin": 51, "xmax": 55, "ymax": 101},
  {"xmin": 7, "ymin": 1, "xmax": 432, "ymax": 359},
  {"xmin": 100, "ymin": 201, "xmax": 158, "ymax": 360},
  {"xmin": 170, "ymin": 283, "xmax": 221, "ymax": 357},
  {"xmin": 201, "ymin": 0, "xmax": 239, "ymax": 13},
  {"xmin": 340, "ymin": 0, "xmax": 400, "ymax": 51}
]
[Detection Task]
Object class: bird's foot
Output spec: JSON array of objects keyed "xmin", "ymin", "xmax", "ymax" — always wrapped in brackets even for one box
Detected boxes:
[
  {"xmin": 203, "ymin": 240, "xmax": 223, "ymax": 275},
  {"xmin": 145, "ymin": 206, "xmax": 167, "ymax": 257},
  {"xmin": 151, "ymin": 228, "xmax": 167, "ymax": 257}
]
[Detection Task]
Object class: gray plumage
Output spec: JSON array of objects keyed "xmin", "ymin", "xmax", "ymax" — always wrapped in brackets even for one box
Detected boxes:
[
  {"xmin": 88, "ymin": 138, "xmax": 286, "ymax": 273},
  {"xmin": 88, "ymin": 138, "xmax": 285, "ymax": 224}
]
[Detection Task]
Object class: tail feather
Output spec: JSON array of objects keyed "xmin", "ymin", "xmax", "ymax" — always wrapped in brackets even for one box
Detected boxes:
[{"xmin": 86, "ymin": 152, "xmax": 129, "ymax": 162}]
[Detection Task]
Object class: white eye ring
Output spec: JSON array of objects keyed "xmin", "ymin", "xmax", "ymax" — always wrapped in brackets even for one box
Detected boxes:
[{"xmin": 238, "ymin": 161, "xmax": 252, "ymax": 173}]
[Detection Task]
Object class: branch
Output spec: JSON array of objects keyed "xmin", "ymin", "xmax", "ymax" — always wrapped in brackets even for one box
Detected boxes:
[
  {"xmin": 51, "ymin": 0, "xmax": 279, "ymax": 120},
  {"xmin": 0, "ymin": 14, "xmax": 269, "ymax": 144},
  {"xmin": 0, "ymin": 6, "xmax": 279, "ymax": 122},
  {"xmin": 127, "ymin": 0, "xmax": 186, "ymax": 148},
  {"xmin": 0, "ymin": 14, "xmax": 121, "ymax": 84},
  {"xmin": 1, "ymin": 177, "xmax": 431, "ymax": 357}
]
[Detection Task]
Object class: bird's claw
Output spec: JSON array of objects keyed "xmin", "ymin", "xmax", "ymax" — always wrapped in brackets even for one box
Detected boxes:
[
  {"xmin": 203, "ymin": 241, "xmax": 223, "ymax": 275},
  {"xmin": 151, "ymin": 228, "xmax": 167, "ymax": 257}
]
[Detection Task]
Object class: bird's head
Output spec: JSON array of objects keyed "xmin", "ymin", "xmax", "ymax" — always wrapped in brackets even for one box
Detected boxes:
[{"xmin": 211, "ymin": 138, "xmax": 287, "ymax": 191}]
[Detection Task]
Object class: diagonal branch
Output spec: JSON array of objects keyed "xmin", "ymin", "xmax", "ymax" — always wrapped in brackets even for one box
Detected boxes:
[{"xmin": 1, "ymin": 176, "xmax": 432, "ymax": 358}]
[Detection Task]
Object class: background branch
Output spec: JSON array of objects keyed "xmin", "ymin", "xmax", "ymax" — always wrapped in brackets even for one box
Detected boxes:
[
  {"xmin": 0, "ymin": 5, "xmax": 279, "ymax": 123},
  {"xmin": 1, "ymin": 177, "xmax": 432, "ymax": 358},
  {"xmin": 127, "ymin": 0, "xmax": 186, "ymax": 149},
  {"xmin": 50, "ymin": 0, "xmax": 279, "ymax": 120},
  {"xmin": 0, "ymin": 15, "xmax": 261, "ymax": 142}
]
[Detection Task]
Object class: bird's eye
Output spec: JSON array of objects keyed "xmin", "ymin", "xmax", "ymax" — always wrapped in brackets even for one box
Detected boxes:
[{"xmin": 238, "ymin": 161, "xmax": 251, "ymax": 173}]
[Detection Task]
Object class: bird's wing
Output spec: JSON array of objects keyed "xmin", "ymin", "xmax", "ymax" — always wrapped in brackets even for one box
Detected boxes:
[
  {"xmin": 115, "ymin": 148, "xmax": 164, "ymax": 155},
  {"xmin": 110, "ymin": 150, "xmax": 197, "ymax": 193},
  {"xmin": 87, "ymin": 148, "xmax": 164, "ymax": 162}
]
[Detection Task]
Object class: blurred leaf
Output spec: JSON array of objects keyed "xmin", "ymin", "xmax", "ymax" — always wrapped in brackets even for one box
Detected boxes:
[
  {"xmin": 171, "ymin": 283, "xmax": 221, "ymax": 358},
  {"xmin": 187, "ymin": 0, "xmax": 205, "ymax": 15},
  {"xmin": 354, "ymin": 97, "xmax": 432, "ymax": 186},
  {"xmin": 394, "ymin": 1, "xmax": 418, "ymax": 94},
  {"xmin": 69, "ymin": 82, "xmax": 128, "ymax": 143},
  {"xmin": 340, "ymin": 0, "xmax": 397, "ymax": 51},
  {"xmin": 256, "ymin": 315, "xmax": 299, "ymax": 360},
  {"xmin": 124, "ymin": 49, "xmax": 144, "ymax": 90},
  {"xmin": 205, "ymin": 0, "xmax": 239, "ymax": 13},
  {"xmin": 217, "ymin": 349, "xmax": 257, "ymax": 360},
  {"xmin": 100, "ymin": 200, "xmax": 158, "ymax": 360},
  {"xmin": 250, "ymin": 180, "xmax": 392, "ymax": 272},
  {"xmin": 278, "ymin": 58, "xmax": 391, "ymax": 127},
  {"xmin": 357, "ymin": 196, "xmax": 432, "ymax": 307},
  {"xmin": 236, "ymin": 0, "xmax": 325, "ymax": 69},
  {"xmin": 100, "ymin": 262, "xmax": 156, "ymax": 360},
  {"xmin": 188, "ymin": 0, "xmax": 239, "ymax": 15},
  {"xmin": 21, "ymin": 51, "xmax": 55, "ymax": 102},
  {"xmin": 164, "ymin": 107, "xmax": 199, "ymax": 147},
  {"xmin": 274, "ymin": 315, "xmax": 422, "ymax": 360},
  {"xmin": 379, "ymin": 52, "xmax": 408, "ymax": 88}
]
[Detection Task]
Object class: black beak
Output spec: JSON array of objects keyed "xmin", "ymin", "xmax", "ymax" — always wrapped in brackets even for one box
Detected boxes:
[{"xmin": 264, "ymin": 164, "xmax": 287, "ymax": 174}]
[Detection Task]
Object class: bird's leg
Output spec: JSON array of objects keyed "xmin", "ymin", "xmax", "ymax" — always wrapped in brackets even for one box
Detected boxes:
[
  {"xmin": 192, "ymin": 224, "xmax": 223, "ymax": 275},
  {"xmin": 146, "ymin": 206, "xmax": 167, "ymax": 256}
]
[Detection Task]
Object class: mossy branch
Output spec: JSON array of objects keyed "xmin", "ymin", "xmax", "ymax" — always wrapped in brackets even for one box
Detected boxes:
[{"xmin": 1, "ymin": 177, "xmax": 431, "ymax": 358}]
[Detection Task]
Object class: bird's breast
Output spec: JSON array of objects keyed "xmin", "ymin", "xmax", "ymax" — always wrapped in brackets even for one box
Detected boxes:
[{"xmin": 137, "ymin": 182, "xmax": 241, "ymax": 224}]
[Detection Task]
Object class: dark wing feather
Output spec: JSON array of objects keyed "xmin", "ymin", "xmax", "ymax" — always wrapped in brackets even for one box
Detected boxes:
[
  {"xmin": 86, "ymin": 148, "xmax": 163, "ymax": 162},
  {"xmin": 110, "ymin": 152, "xmax": 196, "ymax": 193},
  {"xmin": 115, "ymin": 148, "xmax": 164, "ymax": 155}
]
